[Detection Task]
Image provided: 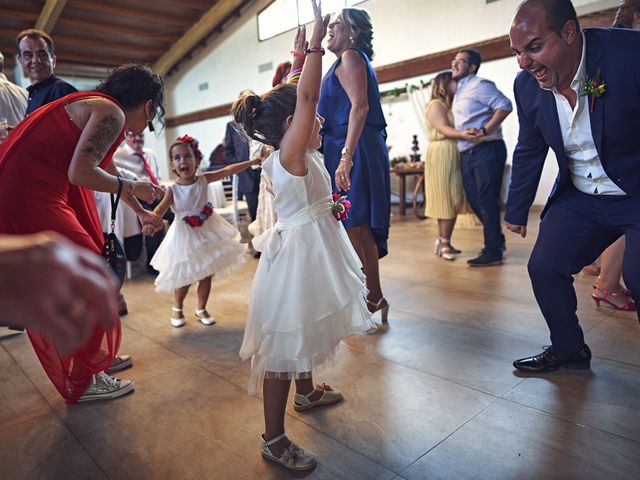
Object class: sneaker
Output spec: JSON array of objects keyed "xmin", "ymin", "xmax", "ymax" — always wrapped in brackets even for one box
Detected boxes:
[
  {"xmin": 105, "ymin": 354, "xmax": 132, "ymax": 375},
  {"xmin": 467, "ymin": 252, "xmax": 503, "ymax": 267},
  {"xmin": 77, "ymin": 372, "xmax": 134, "ymax": 403}
]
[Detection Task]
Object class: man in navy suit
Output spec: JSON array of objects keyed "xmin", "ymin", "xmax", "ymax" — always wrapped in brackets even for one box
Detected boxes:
[{"xmin": 506, "ymin": 0, "xmax": 640, "ymax": 372}]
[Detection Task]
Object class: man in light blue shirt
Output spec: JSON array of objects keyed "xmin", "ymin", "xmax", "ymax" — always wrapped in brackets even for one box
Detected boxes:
[{"xmin": 452, "ymin": 48, "xmax": 512, "ymax": 267}]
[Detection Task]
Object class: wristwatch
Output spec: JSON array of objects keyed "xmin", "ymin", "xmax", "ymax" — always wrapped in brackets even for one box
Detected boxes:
[
  {"xmin": 341, "ymin": 147, "xmax": 353, "ymax": 157},
  {"xmin": 480, "ymin": 126, "xmax": 488, "ymax": 136}
]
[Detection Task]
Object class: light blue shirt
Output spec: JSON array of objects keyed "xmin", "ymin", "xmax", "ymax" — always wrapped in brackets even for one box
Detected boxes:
[{"xmin": 452, "ymin": 74, "xmax": 512, "ymax": 152}]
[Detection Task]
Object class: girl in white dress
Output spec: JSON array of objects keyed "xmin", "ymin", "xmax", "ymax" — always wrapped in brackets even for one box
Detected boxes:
[
  {"xmin": 146, "ymin": 135, "xmax": 260, "ymax": 327},
  {"xmin": 232, "ymin": 1, "xmax": 370, "ymax": 471}
]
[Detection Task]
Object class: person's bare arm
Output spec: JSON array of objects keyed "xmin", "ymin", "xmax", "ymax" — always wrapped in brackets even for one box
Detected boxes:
[
  {"xmin": 427, "ymin": 101, "xmax": 475, "ymax": 140},
  {"xmin": 0, "ymin": 232, "xmax": 117, "ymax": 356},
  {"xmin": 334, "ymin": 50, "xmax": 368, "ymax": 191},
  {"xmin": 203, "ymin": 159, "xmax": 262, "ymax": 183}
]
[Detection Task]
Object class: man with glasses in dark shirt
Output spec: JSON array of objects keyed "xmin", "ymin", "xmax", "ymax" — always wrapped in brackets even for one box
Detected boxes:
[{"xmin": 16, "ymin": 29, "xmax": 76, "ymax": 115}]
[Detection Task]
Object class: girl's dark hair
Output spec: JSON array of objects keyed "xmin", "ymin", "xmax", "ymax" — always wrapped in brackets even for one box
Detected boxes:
[
  {"xmin": 96, "ymin": 64, "xmax": 165, "ymax": 128},
  {"xmin": 613, "ymin": 0, "xmax": 640, "ymax": 28},
  {"xmin": 342, "ymin": 8, "xmax": 374, "ymax": 60},
  {"xmin": 230, "ymin": 83, "xmax": 297, "ymax": 148}
]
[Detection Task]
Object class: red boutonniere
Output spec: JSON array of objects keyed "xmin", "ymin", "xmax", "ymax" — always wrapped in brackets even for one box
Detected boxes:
[
  {"xmin": 580, "ymin": 68, "xmax": 606, "ymax": 113},
  {"xmin": 332, "ymin": 193, "xmax": 351, "ymax": 221},
  {"xmin": 183, "ymin": 202, "xmax": 213, "ymax": 228}
]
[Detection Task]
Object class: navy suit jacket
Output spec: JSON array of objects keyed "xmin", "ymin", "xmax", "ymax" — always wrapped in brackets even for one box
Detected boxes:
[
  {"xmin": 223, "ymin": 122, "xmax": 260, "ymax": 195},
  {"xmin": 505, "ymin": 28, "xmax": 640, "ymax": 226}
]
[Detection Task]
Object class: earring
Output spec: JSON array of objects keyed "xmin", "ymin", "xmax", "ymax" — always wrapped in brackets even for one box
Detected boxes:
[
  {"xmin": 147, "ymin": 120, "xmax": 155, "ymax": 132},
  {"xmin": 349, "ymin": 35, "xmax": 354, "ymax": 42}
]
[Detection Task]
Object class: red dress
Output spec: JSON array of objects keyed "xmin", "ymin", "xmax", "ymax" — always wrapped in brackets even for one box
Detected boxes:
[{"xmin": 0, "ymin": 92, "xmax": 124, "ymax": 403}]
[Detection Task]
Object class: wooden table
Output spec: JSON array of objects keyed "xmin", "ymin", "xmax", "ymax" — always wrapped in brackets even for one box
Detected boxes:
[{"xmin": 394, "ymin": 164, "xmax": 424, "ymax": 215}]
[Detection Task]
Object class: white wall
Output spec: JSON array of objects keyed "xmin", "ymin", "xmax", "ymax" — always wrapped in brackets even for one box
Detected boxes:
[{"xmin": 158, "ymin": 0, "xmax": 619, "ymax": 203}]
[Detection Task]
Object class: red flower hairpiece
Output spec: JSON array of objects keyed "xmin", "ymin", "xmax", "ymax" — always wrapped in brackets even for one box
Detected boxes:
[{"xmin": 176, "ymin": 135, "xmax": 204, "ymax": 161}]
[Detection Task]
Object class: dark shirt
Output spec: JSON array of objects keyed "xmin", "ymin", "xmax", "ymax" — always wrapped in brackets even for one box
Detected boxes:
[{"xmin": 26, "ymin": 75, "xmax": 77, "ymax": 115}]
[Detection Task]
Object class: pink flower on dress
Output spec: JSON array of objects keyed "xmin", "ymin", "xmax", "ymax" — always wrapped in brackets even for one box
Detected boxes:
[{"xmin": 332, "ymin": 193, "xmax": 351, "ymax": 221}]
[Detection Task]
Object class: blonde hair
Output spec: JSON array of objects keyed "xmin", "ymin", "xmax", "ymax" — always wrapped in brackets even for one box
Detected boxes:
[{"xmin": 430, "ymin": 71, "xmax": 454, "ymax": 109}]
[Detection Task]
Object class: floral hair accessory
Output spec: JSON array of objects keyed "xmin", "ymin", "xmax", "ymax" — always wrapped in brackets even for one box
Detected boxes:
[
  {"xmin": 580, "ymin": 68, "xmax": 605, "ymax": 113},
  {"xmin": 176, "ymin": 135, "xmax": 204, "ymax": 162},
  {"xmin": 183, "ymin": 202, "xmax": 213, "ymax": 227},
  {"xmin": 332, "ymin": 193, "xmax": 351, "ymax": 221}
]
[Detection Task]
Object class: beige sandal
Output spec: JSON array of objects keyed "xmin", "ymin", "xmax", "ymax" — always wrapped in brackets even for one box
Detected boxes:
[
  {"xmin": 294, "ymin": 383, "xmax": 343, "ymax": 411},
  {"xmin": 260, "ymin": 433, "xmax": 316, "ymax": 471}
]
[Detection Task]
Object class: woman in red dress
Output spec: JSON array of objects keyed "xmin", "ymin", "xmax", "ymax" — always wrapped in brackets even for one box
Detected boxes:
[{"xmin": 0, "ymin": 64, "xmax": 165, "ymax": 403}]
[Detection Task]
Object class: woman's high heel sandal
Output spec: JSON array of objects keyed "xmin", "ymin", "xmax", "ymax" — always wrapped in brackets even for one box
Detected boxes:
[
  {"xmin": 170, "ymin": 307, "xmax": 186, "ymax": 328},
  {"xmin": 591, "ymin": 285, "xmax": 636, "ymax": 311},
  {"xmin": 367, "ymin": 297, "xmax": 390, "ymax": 323},
  {"xmin": 260, "ymin": 433, "xmax": 316, "ymax": 471},
  {"xmin": 435, "ymin": 237, "xmax": 456, "ymax": 261}
]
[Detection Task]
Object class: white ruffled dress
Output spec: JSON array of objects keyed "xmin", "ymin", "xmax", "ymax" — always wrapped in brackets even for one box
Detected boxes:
[
  {"xmin": 239, "ymin": 150, "xmax": 371, "ymax": 395},
  {"xmin": 151, "ymin": 176, "xmax": 246, "ymax": 292}
]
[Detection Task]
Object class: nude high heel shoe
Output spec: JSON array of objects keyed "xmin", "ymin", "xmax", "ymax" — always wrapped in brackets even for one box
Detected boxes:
[{"xmin": 367, "ymin": 297, "xmax": 390, "ymax": 323}]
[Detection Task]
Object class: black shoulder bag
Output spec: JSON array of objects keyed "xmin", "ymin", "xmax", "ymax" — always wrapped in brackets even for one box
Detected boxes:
[{"xmin": 101, "ymin": 176, "xmax": 127, "ymax": 289}]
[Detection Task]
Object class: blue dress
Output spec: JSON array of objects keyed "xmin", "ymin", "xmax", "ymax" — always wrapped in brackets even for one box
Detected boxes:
[{"xmin": 318, "ymin": 48, "xmax": 391, "ymax": 258}]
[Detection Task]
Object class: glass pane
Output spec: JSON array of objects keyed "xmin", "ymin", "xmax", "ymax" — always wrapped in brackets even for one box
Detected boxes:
[
  {"xmin": 297, "ymin": 0, "xmax": 346, "ymax": 25},
  {"xmin": 258, "ymin": 0, "xmax": 299, "ymax": 41}
]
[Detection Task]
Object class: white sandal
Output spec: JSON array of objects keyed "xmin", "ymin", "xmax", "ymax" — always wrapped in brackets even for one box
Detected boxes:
[
  {"xmin": 170, "ymin": 307, "xmax": 185, "ymax": 328},
  {"xmin": 294, "ymin": 383, "xmax": 343, "ymax": 411},
  {"xmin": 260, "ymin": 433, "xmax": 316, "ymax": 471},
  {"xmin": 195, "ymin": 309, "xmax": 215, "ymax": 326}
]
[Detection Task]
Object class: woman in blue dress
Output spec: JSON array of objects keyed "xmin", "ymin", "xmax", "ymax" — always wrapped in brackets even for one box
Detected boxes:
[{"xmin": 309, "ymin": 8, "xmax": 390, "ymax": 324}]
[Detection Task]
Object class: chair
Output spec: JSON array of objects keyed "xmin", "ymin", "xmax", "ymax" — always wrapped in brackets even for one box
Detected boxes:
[{"xmin": 214, "ymin": 174, "xmax": 249, "ymax": 229}]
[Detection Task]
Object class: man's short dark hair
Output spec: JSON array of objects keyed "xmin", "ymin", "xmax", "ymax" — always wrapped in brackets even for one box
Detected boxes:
[
  {"xmin": 459, "ymin": 48, "xmax": 482, "ymax": 72},
  {"xmin": 518, "ymin": 0, "xmax": 581, "ymax": 36},
  {"xmin": 16, "ymin": 29, "xmax": 55, "ymax": 56}
]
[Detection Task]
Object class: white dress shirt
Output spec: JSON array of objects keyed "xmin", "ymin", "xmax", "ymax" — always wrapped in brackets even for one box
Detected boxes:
[
  {"xmin": 0, "ymin": 72, "xmax": 28, "ymax": 126},
  {"xmin": 550, "ymin": 32, "xmax": 625, "ymax": 195},
  {"xmin": 112, "ymin": 143, "xmax": 162, "ymax": 183}
]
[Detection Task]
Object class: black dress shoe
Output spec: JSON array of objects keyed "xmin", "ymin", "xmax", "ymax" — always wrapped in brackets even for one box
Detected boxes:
[
  {"xmin": 467, "ymin": 252, "xmax": 503, "ymax": 267},
  {"xmin": 513, "ymin": 345, "xmax": 592, "ymax": 373}
]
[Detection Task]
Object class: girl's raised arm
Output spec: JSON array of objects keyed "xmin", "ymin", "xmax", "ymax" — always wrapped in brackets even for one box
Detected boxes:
[
  {"xmin": 279, "ymin": 0, "xmax": 329, "ymax": 175},
  {"xmin": 203, "ymin": 158, "xmax": 261, "ymax": 184}
]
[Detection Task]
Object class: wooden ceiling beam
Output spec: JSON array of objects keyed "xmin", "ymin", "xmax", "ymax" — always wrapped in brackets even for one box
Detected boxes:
[
  {"xmin": 36, "ymin": 0, "xmax": 68, "ymax": 33},
  {"xmin": 153, "ymin": 0, "xmax": 244, "ymax": 76},
  {"xmin": 70, "ymin": 0, "xmax": 195, "ymax": 27},
  {"xmin": 56, "ymin": 17, "xmax": 181, "ymax": 42}
]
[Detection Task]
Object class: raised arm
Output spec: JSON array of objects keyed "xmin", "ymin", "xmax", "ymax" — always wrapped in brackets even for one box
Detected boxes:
[
  {"xmin": 203, "ymin": 158, "xmax": 262, "ymax": 183},
  {"xmin": 279, "ymin": 0, "xmax": 329, "ymax": 175}
]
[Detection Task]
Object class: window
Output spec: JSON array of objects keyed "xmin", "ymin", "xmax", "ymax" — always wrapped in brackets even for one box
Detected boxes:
[{"xmin": 258, "ymin": 0, "xmax": 366, "ymax": 41}]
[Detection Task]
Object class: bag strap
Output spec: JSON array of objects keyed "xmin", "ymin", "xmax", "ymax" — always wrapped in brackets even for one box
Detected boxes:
[{"xmin": 109, "ymin": 176, "xmax": 123, "ymax": 234}]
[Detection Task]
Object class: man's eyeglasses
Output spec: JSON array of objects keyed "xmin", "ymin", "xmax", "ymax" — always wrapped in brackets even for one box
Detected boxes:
[{"xmin": 451, "ymin": 59, "xmax": 470, "ymax": 66}]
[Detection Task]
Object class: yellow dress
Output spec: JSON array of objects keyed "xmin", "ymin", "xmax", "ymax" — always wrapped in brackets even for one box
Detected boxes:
[{"xmin": 424, "ymin": 100, "xmax": 465, "ymax": 219}]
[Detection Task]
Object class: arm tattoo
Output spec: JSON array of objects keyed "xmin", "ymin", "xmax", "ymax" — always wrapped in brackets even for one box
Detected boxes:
[{"xmin": 81, "ymin": 114, "xmax": 120, "ymax": 163}]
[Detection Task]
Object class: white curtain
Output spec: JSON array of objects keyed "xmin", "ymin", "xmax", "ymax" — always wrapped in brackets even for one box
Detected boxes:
[{"xmin": 405, "ymin": 82, "xmax": 430, "ymax": 136}]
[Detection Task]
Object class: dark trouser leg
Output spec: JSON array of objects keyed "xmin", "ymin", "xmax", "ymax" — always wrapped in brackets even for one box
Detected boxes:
[
  {"xmin": 620, "ymin": 211, "xmax": 640, "ymax": 321},
  {"xmin": 527, "ymin": 190, "xmax": 623, "ymax": 356},
  {"xmin": 461, "ymin": 151, "xmax": 483, "ymax": 224},
  {"xmin": 466, "ymin": 141, "xmax": 506, "ymax": 257},
  {"xmin": 243, "ymin": 191, "xmax": 259, "ymax": 221}
]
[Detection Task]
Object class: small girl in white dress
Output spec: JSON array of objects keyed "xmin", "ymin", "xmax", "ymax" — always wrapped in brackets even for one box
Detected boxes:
[
  {"xmin": 231, "ymin": 1, "xmax": 370, "ymax": 471},
  {"xmin": 146, "ymin": 135, "xmax": 260, "ymax": 327}
]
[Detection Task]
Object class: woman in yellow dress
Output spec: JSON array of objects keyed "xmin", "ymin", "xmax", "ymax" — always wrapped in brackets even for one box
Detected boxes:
[{"xmin": 424, "ymin": 71, "xmax": 475, "ymax": 260}]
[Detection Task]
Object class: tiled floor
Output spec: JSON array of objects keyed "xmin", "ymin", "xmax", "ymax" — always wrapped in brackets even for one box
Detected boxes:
[{"xmin": 2, "ymin": 212, "xmax": 639, "ymax": 479}]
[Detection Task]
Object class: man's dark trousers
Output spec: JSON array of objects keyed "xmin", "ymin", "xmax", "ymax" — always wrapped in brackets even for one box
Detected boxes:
[{"xmin": 460, "ymin": 139, "xmax": 507, "ymax": 257}]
